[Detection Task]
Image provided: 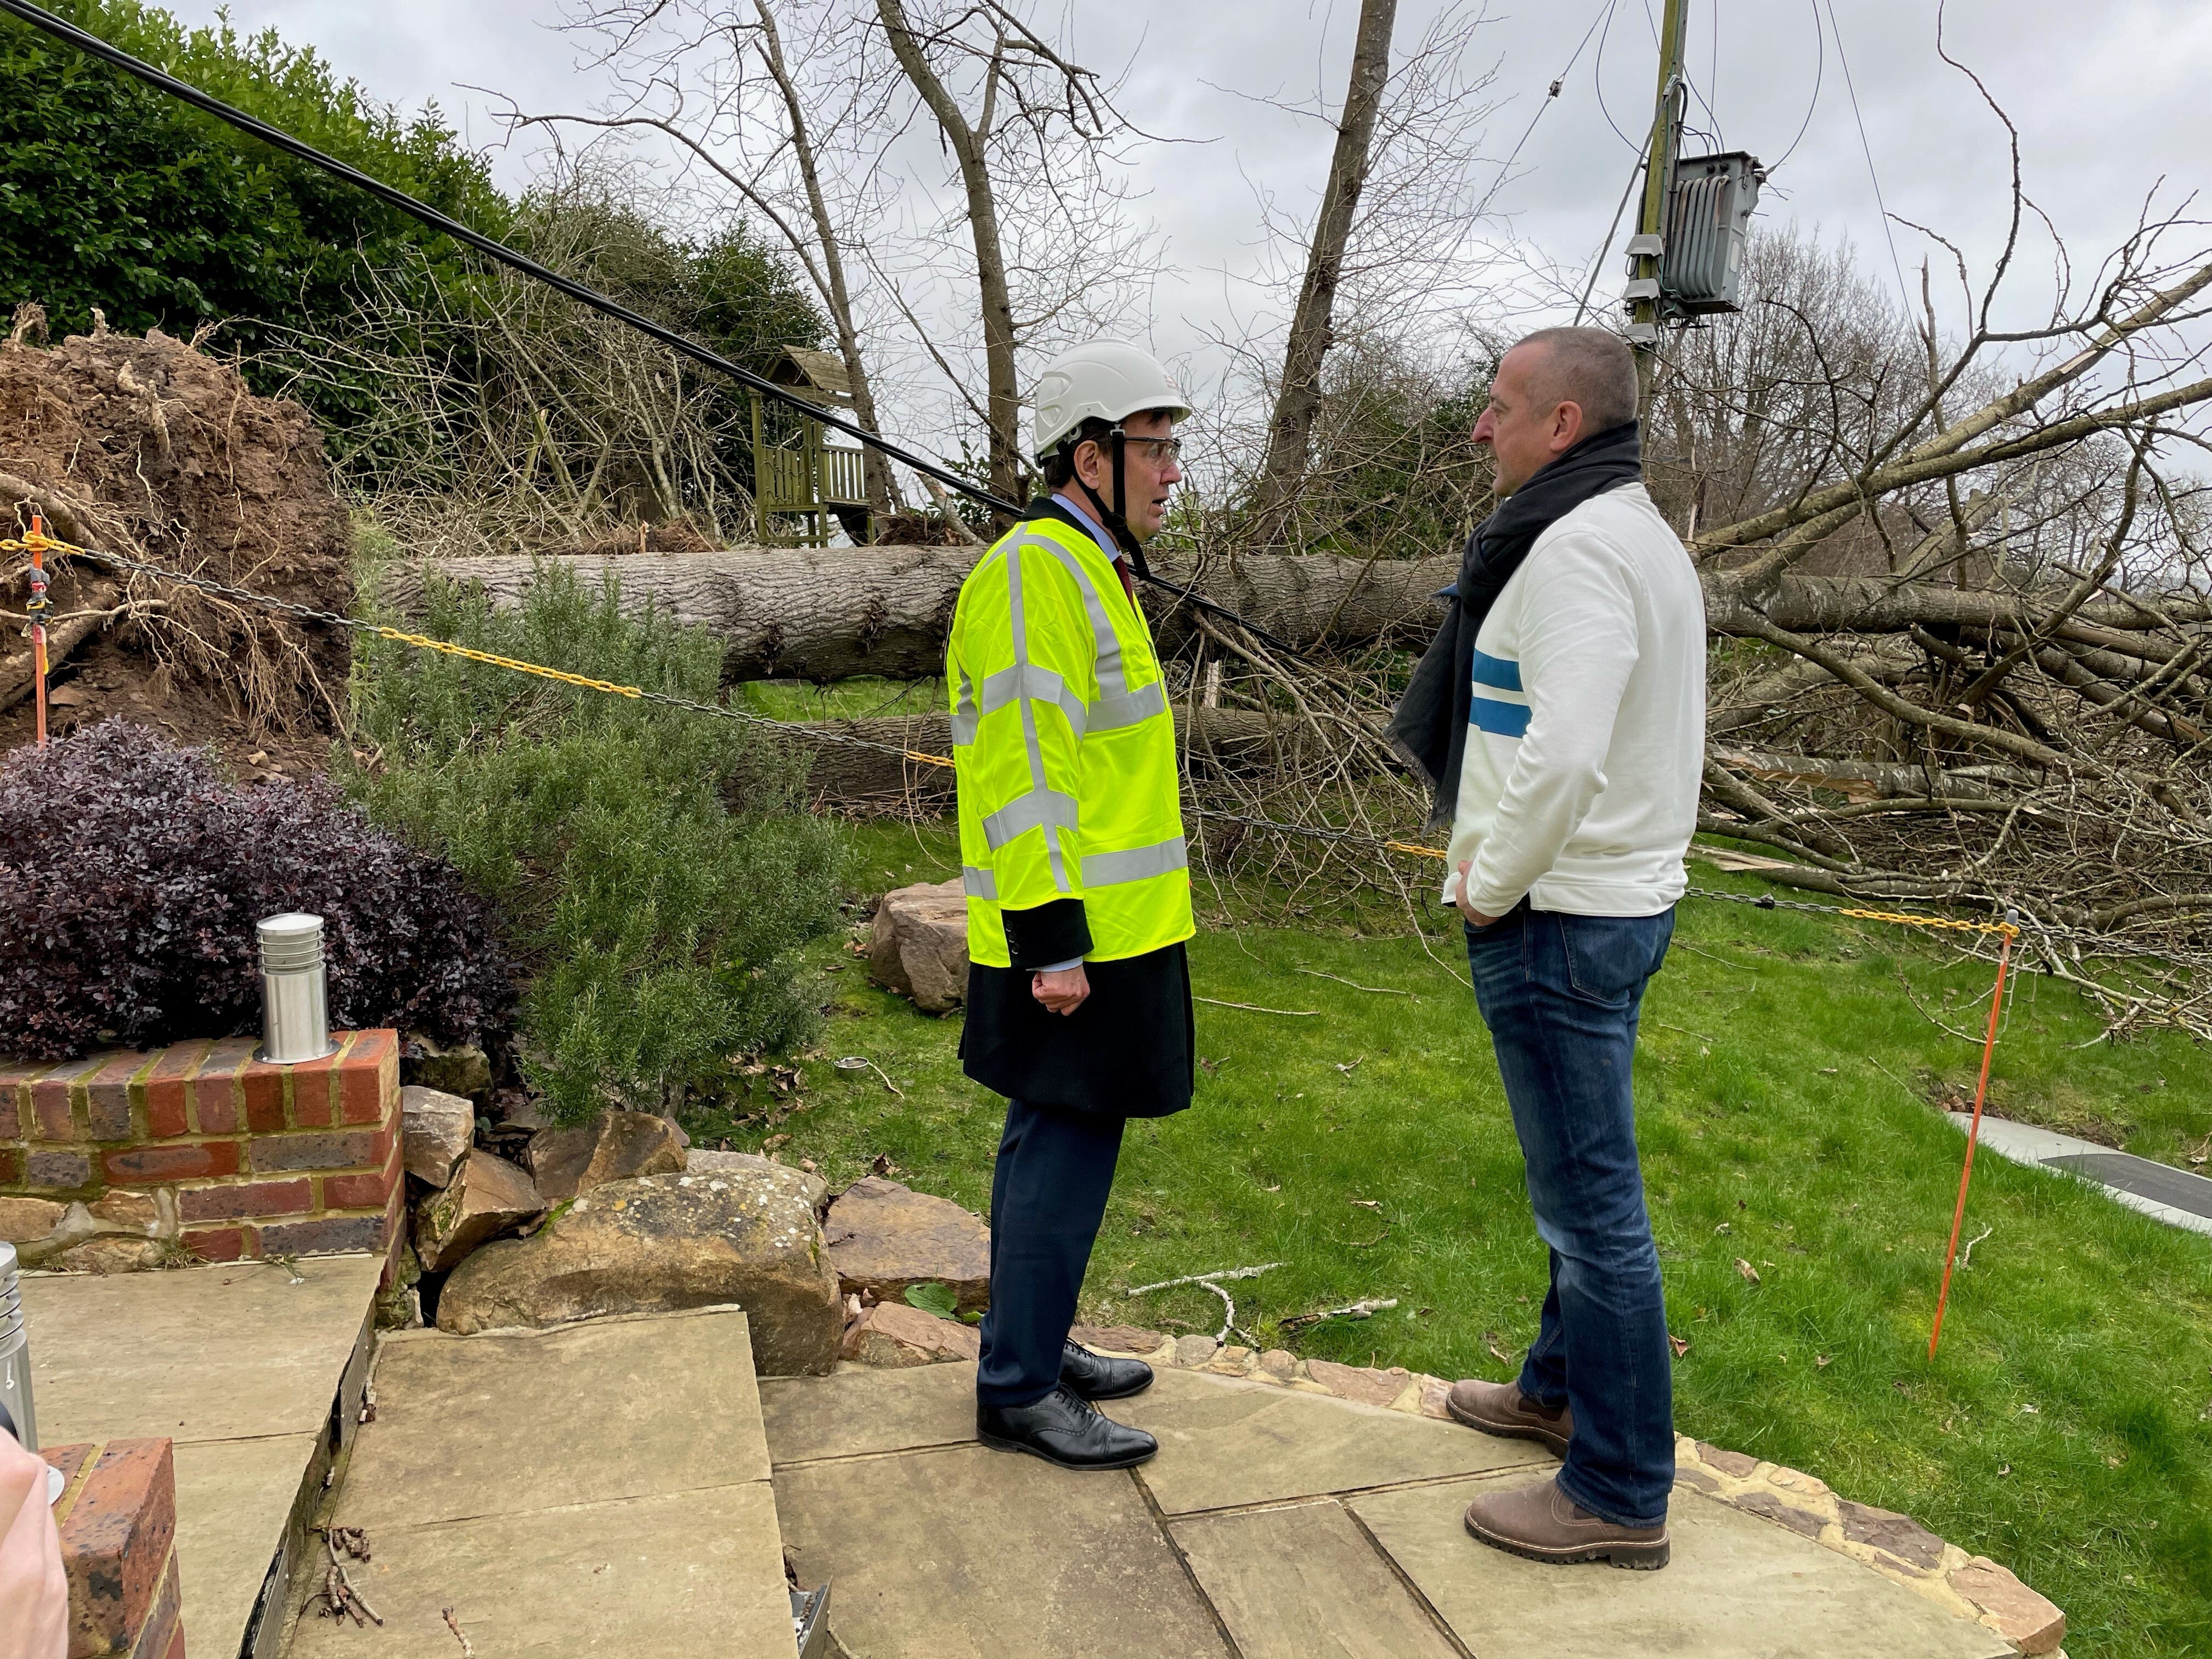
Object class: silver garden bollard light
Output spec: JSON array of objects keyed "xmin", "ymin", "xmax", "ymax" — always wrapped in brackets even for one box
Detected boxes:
[
  {"xmin": 2, "ymin": 1242, "xmax": 64, "ymax": 1504},
  {"xmin": 258, "ymin": 912, "xmax": 337, "ymax": 1064},
  {"xmin": 0, "ymin": 1241, "xmax": 33, "ymax": 1453}
]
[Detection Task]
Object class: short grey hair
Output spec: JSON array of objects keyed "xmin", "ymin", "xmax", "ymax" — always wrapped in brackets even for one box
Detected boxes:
[{"xmin": 1510, "ymin": 327, "xmax": 1640, "ymax": 433}]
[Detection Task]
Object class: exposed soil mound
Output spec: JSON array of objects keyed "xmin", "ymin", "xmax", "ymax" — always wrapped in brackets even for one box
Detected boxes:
[{"xmin": 0, "ymin": 312, "xmax": 352, "ymax": 774}]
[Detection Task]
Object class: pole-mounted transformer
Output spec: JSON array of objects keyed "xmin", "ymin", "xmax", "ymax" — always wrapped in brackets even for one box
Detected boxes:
[
  {"xmin": 1626, "ymin": 150, "xmax": 1766, "ymax": 324},
  {"xmin": 1623, "ymin": 0, "xmax": 1764, "ymax": 400}
]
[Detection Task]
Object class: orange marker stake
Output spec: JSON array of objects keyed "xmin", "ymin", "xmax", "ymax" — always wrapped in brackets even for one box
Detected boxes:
[
  {"xmin": 28, "ymin": 514, "xmax": 49, "ymax": 747},
  {"xmin": 1928, "ymin": 914, "xmax": 2019, "ymax": 1361}
]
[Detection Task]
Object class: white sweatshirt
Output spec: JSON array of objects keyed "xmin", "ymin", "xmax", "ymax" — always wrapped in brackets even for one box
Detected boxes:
[{"xmin": 1443, "ymin": 482, "xmax": 1706, "ymax": 919}]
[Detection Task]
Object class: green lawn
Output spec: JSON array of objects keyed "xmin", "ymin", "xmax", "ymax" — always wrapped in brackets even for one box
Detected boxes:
[{"xmin": 707, "ymin": 818, "xmax": 2212, "ymax": 1655}]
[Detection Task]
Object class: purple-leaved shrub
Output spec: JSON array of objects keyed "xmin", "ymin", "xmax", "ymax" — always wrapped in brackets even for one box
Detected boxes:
[{"xmin": 0, "ymin": 719, "xmax": 515, "ymax": 1060}]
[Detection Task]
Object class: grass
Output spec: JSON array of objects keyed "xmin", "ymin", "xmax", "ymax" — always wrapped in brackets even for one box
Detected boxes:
[{"xmin": 695, "ymin": 818, "xmax": 2212, "ymax": 1655}]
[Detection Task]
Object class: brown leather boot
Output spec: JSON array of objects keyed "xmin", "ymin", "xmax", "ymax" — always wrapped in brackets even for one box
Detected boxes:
[
  {"xmin": 1444, "ymin": 1378, "xmax": 1573, "ymax": 1455},
  {"xmin": 1463, "ymin": 1476, "xmax": 1669, "ymax": 1570}
]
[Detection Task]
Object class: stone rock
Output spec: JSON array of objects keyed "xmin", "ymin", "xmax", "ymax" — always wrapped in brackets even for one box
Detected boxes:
[
  {"xmin": 1950, "ymin": 1557, "xmax": 2066, "ymax": 1654},
  {"xmin": 435, "ymin": 1170, "xmax": 843, "ymax": 1376},
  {"xmin": 400, "ymin": 1086, "xmax": 476, "ymax": 1188},
  {"xmin": 0, "ymin": 1196, "xmax": 64, "ymax": 1244},
  {"xmin": 376, "ymin": 1243, "xmax": 424, "ymax": 1332},
  {"xmin": 413, "ymin": 1148, "xmax": 544, "ymax": 1273},
  {"xmin": 528, "ymin": 1110, "xmax": 687, "ymax": 1203},
  {"xmin": 1416, "ymin": 1376, "xmax": 1453, "ymax": 1419},
  {"xmin": 1698, "ymin": 1440, "xmax": 1760, "ymax": 1477},
  {"xmin": 868, "ymin": 879, "xmax": 970, "ymax": 1013},
  {"xmin": 1836, "ymin": 1500, "xmax": 1947, "ymax": 1571},
  {"xmin": 1305, "ymin": 1360, "xmax": 1411, "ymax": 1409},
  {"xmin": 53, "ymin": 1235, "xmax": 165, "ymax": 1273},
  {"xmin": 823, "ymin": 1177, "xmax": 990, "ymax": 1313},
  {"xmin": 87, "ymin": 1190, "xmax": 162, "ymax": 1234},
  {"xmin": 1256, "ymin": 1349, "xmax": 1299, "ymax": 1381},
  {"xmin": 1070, "ymin": 1324, "xmax": 1167, "ymax": 1357},
  {"xmin": 1734, "ymin": 1490, "xmax": 1825, "ymax": 1541},
  {"xmin": 400, "ymin": 1032, "xmax": 493, "ymax": 1100},
  {"xmin": 686, "ymin": 1149, "xmax": 828, "ymax": 1213},
  {"xmin": 1173, "ymin": 1334, "xmax": 1219, "ymax": 1368},
  {"xmin": 840, "ymin": 1302, "xmax": 981, "ymax": 1367},
  {"xmin": 1673, "ymin": 1465, "xmax": 1725, "ymax": 1498}
]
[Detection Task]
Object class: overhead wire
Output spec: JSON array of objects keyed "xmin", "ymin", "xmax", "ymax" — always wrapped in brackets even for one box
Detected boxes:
[
  {"xmin": 1819, "ymin": 0, "xmax": 1916, "ymax": 318},
  {"xmin": 1769, "ymin": 0, "xmax": 1825, "ymax": 172},
  {"xmin": 1470, "ymin": 0, "xmax": 1618, "ymax": 223}
]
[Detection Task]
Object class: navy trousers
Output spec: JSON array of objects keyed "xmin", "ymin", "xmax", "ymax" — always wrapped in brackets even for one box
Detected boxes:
[
  {"xmin": 974, "ymin": 1099, "xmax": 1127, "ymax": 1407},
  {"xmin": 1465, "ymin": 904, "xmax": 1677, "ymax": 1528}
]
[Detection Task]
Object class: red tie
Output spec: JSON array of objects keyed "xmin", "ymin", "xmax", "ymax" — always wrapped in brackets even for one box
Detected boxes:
[{"xmin": 1114, "ymin": 557, "xmax": 1136, "ymax": 604}]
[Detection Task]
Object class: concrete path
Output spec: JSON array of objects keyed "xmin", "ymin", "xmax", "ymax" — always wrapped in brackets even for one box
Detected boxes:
[
  {"xmin": 764, "ymin": 1362, "xmax": 2016, "ymax": 1659},
  {"xmin": 1952, "ymin": 1112, "xmax": 2212, "ymax": 1235},
  {"xmin": 287, "ymin": 1306, "xmax": 794, "ymax": 1658},
  {"xmin": 22, "ymin": 1255, "xmax": 385, "ymax": 1658}
]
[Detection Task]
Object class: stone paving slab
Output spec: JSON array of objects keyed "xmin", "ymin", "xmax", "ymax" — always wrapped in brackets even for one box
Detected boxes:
[
  {"xmin": 1351, "ymin": 1471, "xmax": 2014, "ymax": 1659},
  {"xmin": 1169, "ymin": 1499, "xmax": 1461, "ymax": 1659},
  {"xmin": 25, "ymin": 1256, "xmax": 384, "ymax": 1658},
  {"xmin": 22, "ymin": 1255, "xmax": 383, "ymax": 1443},
  {"xmin": 774, "ymin": 1443, "xmax": 1230, "ymax": 1659},
  {"xmin": 1121, "ymin": 1368, "xmax": 1550, "ymax": 1516},
  {"xmin": 336, "ymin": 1306, "xmax": 768, "ymax": 1530},
  {"xmin": 173, "ymin": 1434, "xmax": 321, "ymax": 1659},
  {"xmin": 761, "ymin": 1356, "xmax": 979, "ymax": 1464},
  {"xmin": 287, "ymin": 1484, "xmax": 793, "ymax": 1658}
]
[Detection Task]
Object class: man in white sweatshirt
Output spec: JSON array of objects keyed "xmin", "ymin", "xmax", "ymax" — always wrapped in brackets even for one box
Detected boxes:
[{"xmin": 1392, "ymin": 327, "xmax": 1703, "ymax": 1571}]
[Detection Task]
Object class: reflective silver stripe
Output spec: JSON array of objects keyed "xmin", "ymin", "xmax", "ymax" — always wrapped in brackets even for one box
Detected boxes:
[
  {"xmin": 951, "ymin": 667, "xmax": 980, "ymax": 746},
  {"xmin": 1086, "ymin": 680, "xmax": 1167, "ymax": 732},
  {"xmin": 1004, "ymin": 539, "xmax": 1070, "ymax": 891},
  {"xmin": 983, "ymin": 789, "xmax": 1081, "ymax": 849},
  {"xmin": 1020, "ymin": 535, "xmax": 1130, "ymax": 698},
  {"xmin": 979, "ymin": 662, "xmax": 1089, "ymax": 738},
  {"xmin": 962, "ymin": 866, "xmax": 998, "ymax": 900},
  {"xmin": 1081, "ymin": 837, "xmax": 1188, "ymax": 887}
]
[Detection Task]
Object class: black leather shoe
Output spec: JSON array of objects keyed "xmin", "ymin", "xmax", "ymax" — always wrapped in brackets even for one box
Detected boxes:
[
  {"xmin": 1060, "ymin": 1339, "xmax": 1154, "ymax": 1401},
  {"xmin": 977, "ymin": 1384, "xmax": 1158, "ymax": 1470}
]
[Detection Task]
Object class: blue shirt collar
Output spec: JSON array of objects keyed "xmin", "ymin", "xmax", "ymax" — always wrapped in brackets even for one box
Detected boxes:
[{"xmin": 1051, "ymin": 491, "xmax": 1125, "ymax": 565}]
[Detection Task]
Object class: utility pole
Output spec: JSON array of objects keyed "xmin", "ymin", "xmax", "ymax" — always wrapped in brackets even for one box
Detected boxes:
[{"xmin": 1626, "ymin": 0, "xmax": 1691, "ymax": 409}]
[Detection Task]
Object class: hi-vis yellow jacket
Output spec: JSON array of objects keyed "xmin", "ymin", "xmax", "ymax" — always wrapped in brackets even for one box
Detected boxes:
[{"xmin": 948, "ymin": 507, "xmax": 1193, "ymax": 969}]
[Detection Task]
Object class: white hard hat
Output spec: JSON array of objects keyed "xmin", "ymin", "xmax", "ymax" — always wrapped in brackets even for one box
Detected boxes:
[{"xmin": 1032, "ymin": 340, "xmax": 1192, "ymax": 462}]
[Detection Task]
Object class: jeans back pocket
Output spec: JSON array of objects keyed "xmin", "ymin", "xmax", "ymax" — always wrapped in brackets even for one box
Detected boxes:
[{"xmin": 1558, "ymin": 911, "xmax": 1674, "ymax": 1007}]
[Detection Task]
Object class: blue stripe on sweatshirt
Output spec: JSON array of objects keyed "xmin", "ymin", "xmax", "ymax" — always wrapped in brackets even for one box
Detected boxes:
[
  {"xmin": 1470, "ymin": 650, "xmax": 1522, "ymax": 692},
  {"xmin": 1469, "ymin": 696, "xmax": 1531, "ymax": 738}
]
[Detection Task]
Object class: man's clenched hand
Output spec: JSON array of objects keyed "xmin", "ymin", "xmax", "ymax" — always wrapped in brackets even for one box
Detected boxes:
[
  {"xmin": 1454, "ymin": 860, "xmax": 1500, "ymax": 930},
  {"xmin": 1031, "ymin": 964, "xmax": 1091, "ymax": 1015}
]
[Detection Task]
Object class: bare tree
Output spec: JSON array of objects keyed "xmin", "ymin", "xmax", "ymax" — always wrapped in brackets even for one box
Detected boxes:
[
  {"xmin": 1248, "ymin": 0, "xmax": 1398, "ymax": 539},
  {"xmin": 518, "ymin": 2, "xmax": 902, "ymax": 515},
  {"xmin": 871, "ymin": 0, "xmax": 1148, "ymax": 511}
]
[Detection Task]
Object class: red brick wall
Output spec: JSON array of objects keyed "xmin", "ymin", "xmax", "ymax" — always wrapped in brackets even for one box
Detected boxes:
[
  {"xmin": 43, "ymin": 1436, "xmax": 185, "ymax": 1658},
  {"xmin": 1, "ymin": 1030, "xmax": 401, "ymax": 1269}
]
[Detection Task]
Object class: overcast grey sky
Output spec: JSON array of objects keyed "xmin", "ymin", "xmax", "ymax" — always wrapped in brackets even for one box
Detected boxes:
[{"xmin": 159, "ymin": 0, "xmax": 2212, "ymax": 448}]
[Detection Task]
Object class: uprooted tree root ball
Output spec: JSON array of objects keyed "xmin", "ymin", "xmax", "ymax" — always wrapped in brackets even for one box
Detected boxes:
[{"xmin": 0, "ymin": 311, "xmax": 354, "ymax": 767}]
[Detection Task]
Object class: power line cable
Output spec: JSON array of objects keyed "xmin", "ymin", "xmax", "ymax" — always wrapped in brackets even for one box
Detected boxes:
[
  {"xmin": 1590, "ymin": 0, "xmax": 1644, "ymax": 154},
  {"xmin": 1769, "ymin": 0, "xmax": 1825, "ymax": 172},
  {"xmin": 0, "ymin": 0, "xmax": 1300, "ymax": 653},
  {"xmin": 1820, "ymin": 0, "xmax": 1915, "ymax": 317},
  {"xmin": 0, "ymin": 0, "xmax": 998, "ymax": 512},
  {"xmin": 1470, "ymin": 0, "xmax": 1618, "ymax": 222}
]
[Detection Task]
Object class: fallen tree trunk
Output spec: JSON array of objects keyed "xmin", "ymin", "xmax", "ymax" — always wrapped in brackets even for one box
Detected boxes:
[{"xmin": 376, "ymin": 546, "xmax": 2209, "ymax": 682}]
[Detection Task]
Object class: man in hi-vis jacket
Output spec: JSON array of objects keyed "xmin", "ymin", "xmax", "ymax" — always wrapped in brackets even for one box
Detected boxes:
[{"xmin": 950, "ymin": 341, "xmax": 1195, "ymax": 1471}]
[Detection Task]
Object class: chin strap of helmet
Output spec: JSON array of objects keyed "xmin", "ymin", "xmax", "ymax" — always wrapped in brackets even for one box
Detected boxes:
[
  {"xmin": 1073, "ymin": 425, "xmax": 1154, "ymax": 580},
  {"xmin": 1062, "ymin": 426, "xmax": 1299, "ymax": 653}
]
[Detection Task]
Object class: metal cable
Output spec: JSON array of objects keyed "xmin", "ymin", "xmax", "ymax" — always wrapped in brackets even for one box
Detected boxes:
[{"xmin": 0, "ymin": 0, "xmax": 1296, "ymax": 654}]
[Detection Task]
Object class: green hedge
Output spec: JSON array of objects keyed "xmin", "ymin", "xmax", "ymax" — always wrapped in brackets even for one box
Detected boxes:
[{"xmin": 342, "ymin": 562, "xmax": 841, "ymax": 1122}]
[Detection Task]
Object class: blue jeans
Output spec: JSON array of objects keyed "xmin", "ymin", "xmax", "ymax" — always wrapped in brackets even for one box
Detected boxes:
[{"xmin": 1465, "ymin": 903, "xmax": 1676, "ymax": 1527}]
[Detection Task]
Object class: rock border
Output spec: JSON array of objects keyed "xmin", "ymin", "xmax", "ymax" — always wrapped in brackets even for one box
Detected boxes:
[{"xmin": 847, "ymin": 1314, "xmax": 2066, "ymax": 1657}]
